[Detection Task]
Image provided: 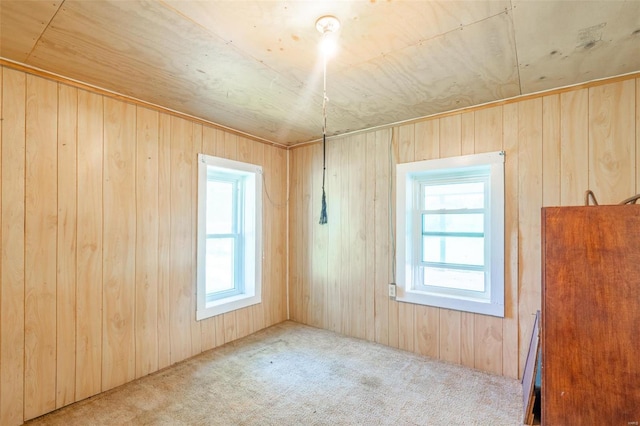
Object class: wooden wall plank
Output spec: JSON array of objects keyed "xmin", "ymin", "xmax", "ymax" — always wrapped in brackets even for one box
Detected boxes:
[
  {"xmin": 560, "ymin": 89, "xmax": 589, "ymax": 206},
  {"xmin": 271, "ymin": 146, "xmax": 288, "ymax": 325},
  {"xmin": 326, "ymin": 136, "xmax": 342, "ymax": 334},
  {"xmin": 438, "ymin": 309, "xmax": 460, "ymax": 364},
  {"xmin": 56, "ymin": 83, "xmax": 78, "ymax": 408},
  {"xmin": 1, "ymin": 68, "xmax": 26, "ymax": 426},
  {"xmin": 310, "ymin": 141, "xmax": 327, "ymax": 329},
  {"xmin": 190, "ymin": 124, "xmax": 203, "ymax": 353},
  {"xmin": 415, "ymin": 120, "xmax": 439, "ymax": 161},
  {"xmin": 374, "ymin": 129, "xmax": 391, "ymax": 345},
  {"xmin": 339, "ymin": 140, "xmax": 351, "ymax": 335},
  {"xmin": 102, "ymin": 97, "xmax": 136, "ymax": 391},
  {"xmin": 439, "ymin": 115, "xmax": 462, "ymax": 158},
  {"xmin": 396, "ymin": 124, "xmax": 415, "ymax": 352},
  {"xmin": 350, "ymin": 134, "xmax": 366, "ymax": 340},
  {"xmin": 415, "ymin": 306, "xmax": 439, "ymax": 358},
  {"xmin": 364, "ymin": 132, "xmax": 376, "ymax": 342},
  {"xmin": 517, "ymin": 98, "xmax": 543, "ymax": 375},
  {"xmin": 157, "ymin": 112, "xmax": 172, "ymax": 369},
  {"xmin": 542, "ymin": 95, "xmax": 561, "ymax": 206},
  {"xmin": 135, "ymin": 106, "xmax": 159, "ymax": 378},
  {"xmin": 288, "ymin": 142, "xmax": 301, "ymax": 323},
  {"xmin": 474, "ymin": 106, "xmax": 502, "ymax": 153},
  {"xmin": 169, "ymin": 116, "xmax": 194, "ymax": 362},
  {"xmin": 75, "ymin": 89, "xmax": 103, "ymax": 401},
  {"xmin": 502, "ymin": 102, "xmax": 520, "ymax": 379},
  {"xmin": 588, "ymin": 80, "xmax": 635, "ymax": 204},
  {"xmin": 387, "ymin": 128, "xmax": 399, "ymax": 349},
  {"xmin": 24, "ymin": 74, "xmax": 58, "ymax": 420}
]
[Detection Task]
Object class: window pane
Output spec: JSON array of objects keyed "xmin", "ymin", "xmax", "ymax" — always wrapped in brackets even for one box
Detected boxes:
[
  {"xmin": 423, "ymin": 266, "xmax": 485, "ymax": 292},
  {"xmin": 423, "ymin": 213, "xmax": 484, "ymax": 233},
  {"xmin": 423, "ymin": 181, "xmax": 484, "ymax": 210},
  {"xmin": 206, "ymin": 238, "xmax": 235, "ymax": 294},
  {"xmin": 207, "ymin": 179, "xmax": 234, "ymax": 234},
  {"xmin": 423, "ymin": 236, "xmax": 484, "ymax": 266}
]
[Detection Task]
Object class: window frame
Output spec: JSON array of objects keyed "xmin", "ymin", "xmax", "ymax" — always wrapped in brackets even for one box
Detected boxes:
[
  {"xmin": 196, "ymin": 154, "xmax": 262, "ymax": 321},
  {"xmin": 396, "ymin": 151, "xmax": 505, "ymax": 317}
]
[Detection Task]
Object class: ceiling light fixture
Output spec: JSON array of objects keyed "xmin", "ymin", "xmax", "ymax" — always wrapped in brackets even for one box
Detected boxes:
[{"xmin": 316, "ymin": 15, "xmax": 340, "ymax": 225}]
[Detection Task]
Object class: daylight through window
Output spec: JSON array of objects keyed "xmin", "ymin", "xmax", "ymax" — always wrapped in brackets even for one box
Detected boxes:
[
  {"xmin": 396, "ymin": 151, "xmax": 505, "ymax": 317},
  {"xmin": 196, "ymin": 154, "xmax": 262, "ymax": 320}
]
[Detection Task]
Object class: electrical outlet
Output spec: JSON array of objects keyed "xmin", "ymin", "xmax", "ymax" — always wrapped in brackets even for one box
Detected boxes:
[{"xmin": 388, "ymin": 283, "xmax": 396, "ymax": 298}]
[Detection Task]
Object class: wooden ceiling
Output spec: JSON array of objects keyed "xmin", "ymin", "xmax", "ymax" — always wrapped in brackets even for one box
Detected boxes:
[{"xmin": 1, "ymin": 1, "xmax": 639, "ymax": 146}]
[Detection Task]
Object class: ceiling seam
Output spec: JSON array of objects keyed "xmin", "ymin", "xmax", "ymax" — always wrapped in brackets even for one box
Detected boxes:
[
  {"xmin": 25, "ymin": 0, "xmax": 67, "ymax": 63},
  {"xmin": 343, "ymin": 6, "xmax": 516, "ymax": 71},
  {"xmin": 509, "ymin": 0, "xmax": 523, "ymax": 96}
]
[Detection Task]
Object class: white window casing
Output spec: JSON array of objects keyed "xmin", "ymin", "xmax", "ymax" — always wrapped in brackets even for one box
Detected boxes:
[
  {"xmin": 396, "ymin": 151, "xmax": 505, "ymax": 317},
  {"xmin": 196, "ymin": 154, "xmax": 263, "ymax": 321}
]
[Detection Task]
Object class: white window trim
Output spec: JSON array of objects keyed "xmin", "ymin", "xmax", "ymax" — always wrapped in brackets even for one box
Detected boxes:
[
  {"xmin": 396, "ymin": 151, "xmax": 505, "ymax": 317},
  {"xmin": 196, "ymin": 154, "xmax": 263, "ymax": 321}
]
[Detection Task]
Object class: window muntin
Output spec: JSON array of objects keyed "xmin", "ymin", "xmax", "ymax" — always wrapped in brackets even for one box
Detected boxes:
[
  {"xmin": 416, "ymin": 174, "xmax": 489, "ymax": 298},
  {"xmin": 205, "ymin": 174, "xmax": 243, "ymax": 302},
  {"xmin": 196, "ymin": 154, "xmax": 262, "ymax": 320},
  {"xmin": 396, "ymin": 151, "xmax": 504, "ymax": 317}
]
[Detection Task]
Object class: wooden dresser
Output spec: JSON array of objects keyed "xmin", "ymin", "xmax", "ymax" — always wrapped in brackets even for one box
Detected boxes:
[{"xmin": 541, "ymin": 205, "xmax": 640, "ymax": 425}]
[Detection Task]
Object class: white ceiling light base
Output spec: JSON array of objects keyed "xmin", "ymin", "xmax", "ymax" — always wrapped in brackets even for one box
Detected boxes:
[{"xmin": 315, "ymin": 15, "xmax": 340, "ymax": 35}]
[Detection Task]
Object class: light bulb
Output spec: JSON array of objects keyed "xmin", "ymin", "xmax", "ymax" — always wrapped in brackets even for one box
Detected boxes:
[{"xmin": 320, "ymin": 35, "xmax": 338, "ymax": 56}]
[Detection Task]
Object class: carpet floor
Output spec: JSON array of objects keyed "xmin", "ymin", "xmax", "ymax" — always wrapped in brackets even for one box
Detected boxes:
[{"xmin": 26, "ymin": 321, "xmax": 523, "ymax": 425}]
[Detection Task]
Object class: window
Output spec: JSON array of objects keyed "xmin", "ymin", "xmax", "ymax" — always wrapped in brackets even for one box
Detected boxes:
[
  {"xmin": 396, "ymin": 151, "xmax": 505, "ymax": 317},
  {"xmin": 196, "ymin": 154, "xmax": 262, "ymax": 320}
]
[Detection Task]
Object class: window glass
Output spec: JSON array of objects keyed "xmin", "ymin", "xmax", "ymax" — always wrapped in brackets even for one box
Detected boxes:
[
  {"xmin": 396, "ymin": 151, "xmax": 505, "ymax": 317},
  {"xmin": 206, "ymin": 179, "xmax": 235, "ymax": 235},
  {"xmin": 422, "ymin": 236, "xmax": 484, "ymax": 266},
  {"xmin": 205, "ymin": 237, "xmax": 235, "ymax": 295},
  {"xmin": 197, "ymin": 154, "xmax": 262, "ymax": 321},
  {"xmin": 423, "ymin": 181, "xmax": 484, "ymax": 210},
  {"xmin": 422, "ymin": 213, "xmax": 484, "ymax": 234}
]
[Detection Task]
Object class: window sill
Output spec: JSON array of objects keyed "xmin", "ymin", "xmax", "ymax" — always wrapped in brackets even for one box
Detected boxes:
[
  {"xmin": 196, "ymin": 293, "xmax": 261, "ymax": 321},
  {"xmin": 397, "ymin": 288, "xmax": 504, "ymax": 318}
]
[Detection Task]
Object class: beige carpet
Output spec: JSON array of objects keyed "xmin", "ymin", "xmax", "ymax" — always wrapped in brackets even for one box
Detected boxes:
[{"xmin": 27, "ymin": 321, "xmax": 523, "ymax": 425}]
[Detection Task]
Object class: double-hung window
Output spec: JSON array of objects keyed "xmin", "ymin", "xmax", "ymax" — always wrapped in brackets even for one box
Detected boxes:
[
  {"xmin": 196, "ymin": 154, "xmax": 262, "ymax": 320},
  {"xmin": 396, "ymin": 151, "xmax": 505, "ymax": 317}
]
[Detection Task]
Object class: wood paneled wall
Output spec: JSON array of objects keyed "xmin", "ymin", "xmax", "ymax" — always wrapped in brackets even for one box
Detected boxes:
[
  {"xmin": 0, "ymin": 65, "xmax": 288, "ymax": 425},
  {"xmin": 289, "ymin": 76, "xmax": 639, "ymax": 380}
]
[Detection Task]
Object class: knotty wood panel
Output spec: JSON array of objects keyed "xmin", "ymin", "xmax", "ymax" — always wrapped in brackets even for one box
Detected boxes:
[
  {"xmin": 502, "ymin": 102, "xmax": 519, "ymax": 379},
  {"xmin": 517, "ymin": 98, "xmax": 543, "ymax": 377},
  {"xmin": 1, "ymin": 67, "xmax": 26, "ymax": 426},
  {"xmin": 24, "ymin": 74, "xmax": 58, "ymax": 420},
  {"xmin": 56, "ymin": 83, "xmax": 78, "ymax": 408},
  {"xmin": 373, "ymin": 129, "xmax": 392, "ymax": 346},
  {"xmin": 102, "ymin": 97, "xmax": 136, "ymax": 392},
  {"xmin": 157, "ymin": 112, "xmax": 172, "ymax": 371},
  {"xmin": 0, "ymin": 65, "xmax": 288, "ymax": 425},
  {"xmin": 588, "ymin": 80, "xmax": 635, "ymax": 204},
  {"xmin": 289, "ymin": 72, "xmax": 639, "ymax": 381},
  {"xmin": 135, "ymin": 106, "xmax": 159, "ymax": 378},
  {"xmin": 75, "ymin": 89, "xmax": 104, "ymax": 401}
]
